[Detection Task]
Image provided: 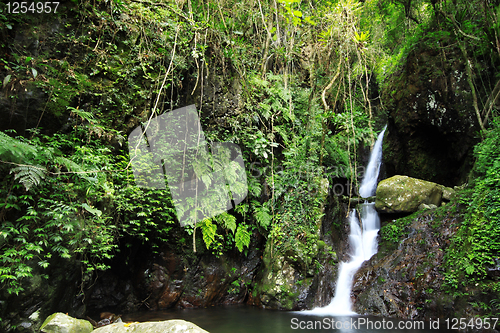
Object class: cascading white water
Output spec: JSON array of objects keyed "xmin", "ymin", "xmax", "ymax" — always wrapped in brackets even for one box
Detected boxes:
[
  {"xmin": 304, "ymin": 126, "xmax": 386, "ymax": 316},
  {"xmin": 358, "ymin": 125, "xmax": 387, "ymax": 198}
]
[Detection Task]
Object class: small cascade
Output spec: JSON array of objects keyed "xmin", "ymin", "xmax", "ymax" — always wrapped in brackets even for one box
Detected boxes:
[{"xmin": 304, "ymin": 126, "xmax": 386, "ymax": 316}]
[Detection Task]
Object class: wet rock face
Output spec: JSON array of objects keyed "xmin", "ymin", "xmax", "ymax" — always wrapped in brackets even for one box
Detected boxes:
[
  {"xmin": 0, "ymin": 81, "xmax": 62, "ymax": 136},
  {"xmin": 383, "ymin": 46, "xmax": 481, "ymax": 186},
  {"xmin": 0, "ymin": 259, "xmax": 83, "ymax": 333},
  {"xmin": 252, "ymin": 193, "xmax": 346, "ymax": 311},
  {"xmin": 85, "ymin": 232, "xmax": 265, "ymax": 315},
  {"xmin": 352, "ymin": 203, "xmax": 493, "ymax": 321},
  {"xmin": 352, "ymin": 210, "xmax": 459, "ymax": 320},
  {"xmin": 375, "ymin": 175, "xmax": 443, "ymax": 213}
]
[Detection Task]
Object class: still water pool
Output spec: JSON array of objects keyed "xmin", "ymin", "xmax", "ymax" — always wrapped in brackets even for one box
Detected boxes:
[{"xmin": 122, "ymin": 305, "xmax": 450, "ymax": 332}]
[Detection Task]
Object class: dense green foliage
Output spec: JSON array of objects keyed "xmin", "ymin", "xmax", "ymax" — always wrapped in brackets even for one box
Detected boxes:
[
  {"xmin": 0, "ymin": 129, "xmax": 119, "ymax": 295},
  {"xmin": 444, "ymin": 118, "xmax": 500, "ymax": 299},
  {"xmin": 0, "ymin": 0, "xmax": 500, "ymax": 316}
]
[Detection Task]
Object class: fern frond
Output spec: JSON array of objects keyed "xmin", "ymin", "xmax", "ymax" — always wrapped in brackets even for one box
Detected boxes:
[
  {"xmin": 68, "ymin": 106, "xmax": 95, "ymax": 123},
  {"xmin": 0, "ymin": 131, "xmax": 38, "ymax": 162},
  {"xmin": 254, "ymin": 204, "xmax": 272, "ymax": 229},
  {"xmin": 54, "ymin": 156, "xmax": 84, "ymax": 173},
  {"xmin": 199, "ymin": 219, "xmax": 217, "ymax": 249},
  {"xmin": 10, "ymin": 165, "xmax": 47, "ymax": 191},
  {"xmin": 217, "ymin": 212, "xmax": 236, "ymax": 233}
]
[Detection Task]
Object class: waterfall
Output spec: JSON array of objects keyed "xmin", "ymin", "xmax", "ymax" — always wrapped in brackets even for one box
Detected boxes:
[
  {"xmin": 358, "ymin": 125, "xmax": 387, "ymax": 198},
  {"xmin": 303, "ymin": 126, "xmax": 386, "ymax": 316}
]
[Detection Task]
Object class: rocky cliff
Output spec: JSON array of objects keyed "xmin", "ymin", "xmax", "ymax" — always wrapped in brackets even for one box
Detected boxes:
[{"xmin": 383, "ymin": 42, "xmax": 487, "ymax": 186}]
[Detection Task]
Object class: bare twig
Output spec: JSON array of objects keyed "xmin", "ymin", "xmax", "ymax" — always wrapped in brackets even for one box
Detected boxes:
[
  {"xmin": 482, "ymin": 78, "xmax": 500, "ymax": 126},
  {"xmin": 130, "ymin": 0, "xmax": 208, "ymax": 30},
  {"xmin": 127, "ymin": 27, "xmax": 180, "ymax": 169},
  {"xmin": 321, "ymin": 59, "xmax": 342, "ymax": 111}
]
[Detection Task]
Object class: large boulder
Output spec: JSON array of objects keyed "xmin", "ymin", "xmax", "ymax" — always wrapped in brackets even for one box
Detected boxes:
[
  {"xmin": 40, "ymin": 313, "xmax": 93, "ymax": 333},
  {"xmin": 375, "ymin": 175, "xmax": 442, "ymax": 213},
  {"xmin": 92, "ymin": 320, "xmax": 208, "ymax": 332}
]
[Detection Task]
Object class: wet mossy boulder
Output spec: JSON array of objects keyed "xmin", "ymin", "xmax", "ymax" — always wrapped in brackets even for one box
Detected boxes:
[
  {"xmin": 40, "ymin": 313, "xmax": 93, "ymax": 333},
  {"xmin": 375, "ymin": 175, "xmax": 443, "ymax": 213},
  {"xmin": 92, "ymin": 320, "xmax": 209, "ymax": 332}
]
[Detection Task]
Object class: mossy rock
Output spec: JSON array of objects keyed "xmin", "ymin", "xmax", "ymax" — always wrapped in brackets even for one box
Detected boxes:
[
  {"xmin": 375, "ymin": 175, "xmax": 443, "ymax": 213},
  {"xmin": 92, "ymin": 320, "xmax": 209, "ymax": 332},
  {"xmin": 40, "ymin": 313, "xmax": 93, "ymax": 333},
  {"xmin": 439, "ymin": 185, "xmax": 456, "ymax": 201}
]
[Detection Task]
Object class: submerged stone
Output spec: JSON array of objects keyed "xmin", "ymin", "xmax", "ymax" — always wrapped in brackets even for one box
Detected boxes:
[
  {"xmin": 375, "ymin": 175, "xmax": 443, "ymax": 213},
  {"xmin": 40, "ymin": 313, "xmax": 93, "ymax": 333}
]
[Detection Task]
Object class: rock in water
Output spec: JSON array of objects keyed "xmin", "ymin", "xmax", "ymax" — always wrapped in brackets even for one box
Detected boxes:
[
  {"xmin": 375, "ymin": 175, "xmax": 443, "ymax": 213},
  {"xmin": 92, "ymin": 320, "xmax": 209, "ymax": 332},
  {"xmin": 40, "ymin": 313, "xmax": 93, "ymax": 333}
]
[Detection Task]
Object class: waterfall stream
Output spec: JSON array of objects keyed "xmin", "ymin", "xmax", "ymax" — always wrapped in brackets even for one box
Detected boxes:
[{"xmin": 304, "ymin": 126, "xmax": 386, "ymax": 316}]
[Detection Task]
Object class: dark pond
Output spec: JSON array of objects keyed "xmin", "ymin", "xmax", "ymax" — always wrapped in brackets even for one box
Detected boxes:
[{"xmin": 123, "ymin": 305, "xmax": 453, "ymax": 332}]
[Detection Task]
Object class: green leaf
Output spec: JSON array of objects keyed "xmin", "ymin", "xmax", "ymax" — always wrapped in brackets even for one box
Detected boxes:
[
  {"xmin": 82, "ymin": 203, "xmax": 102, "ymax": 217},
  {"xmin": 254, "ymin": 204, "xmax": 272, "ymax": 228},
  {"xmin": 221, "ymin": 212, "xmax": 237, "ymax": 233},
  {"xmin": 235, "ymin": 224, "xmax": 250, "ymax": 252},
  {"xmin": 304, "ymin": 17, "xmax": 316, "ymax": 25},
  {"xmin": 31, "ymin": 68, "xmax": 37, "ymax": 78},
  {"xmin": 201, "ymin": 174, "xmax": 212, "ymax": 188},
  {"xmin": 3, "ymin": 74, "xmax": 11, "ymax": 88}
]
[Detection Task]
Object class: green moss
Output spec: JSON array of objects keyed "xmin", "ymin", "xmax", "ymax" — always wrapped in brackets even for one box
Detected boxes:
[{"xmin": 380, "ymin": 210, "xmax": 423, "ymax": 243}]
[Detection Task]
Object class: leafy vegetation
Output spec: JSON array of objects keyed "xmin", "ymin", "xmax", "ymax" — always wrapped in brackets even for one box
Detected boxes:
[
  {"xmin": 444, "ymin": 118, "xmax": 500, "ymax": 292},
  {"xmin": 0, "ymin": 0, "xmax": 499, "ymax": 321}
]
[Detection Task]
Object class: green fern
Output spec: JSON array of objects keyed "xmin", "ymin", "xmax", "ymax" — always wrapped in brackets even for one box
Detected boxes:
[
  {"xmin": 67, "ymin": 106, "xmax": 95, "ymax": 124},
  {"xmin": 235, "ymin": 224, "xmax": 250, "ymax": 252},
  {"xmin": 0, "ymin": 130, "xmax": 95, "ymax": 190},
  {"xmin": 217, "ymin": 212, "xmax": 236, "ymax": 233},
  {"xmin": 10, "ymin": 165, "xmax": 47, "ymax": 191},
  {"xmin": 200, "ymin": 219, "xmax": 217, "ymax": 249},
  {"xmin": 253, "ymin": 202, "xmax": 272, "ymax": 229}
]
